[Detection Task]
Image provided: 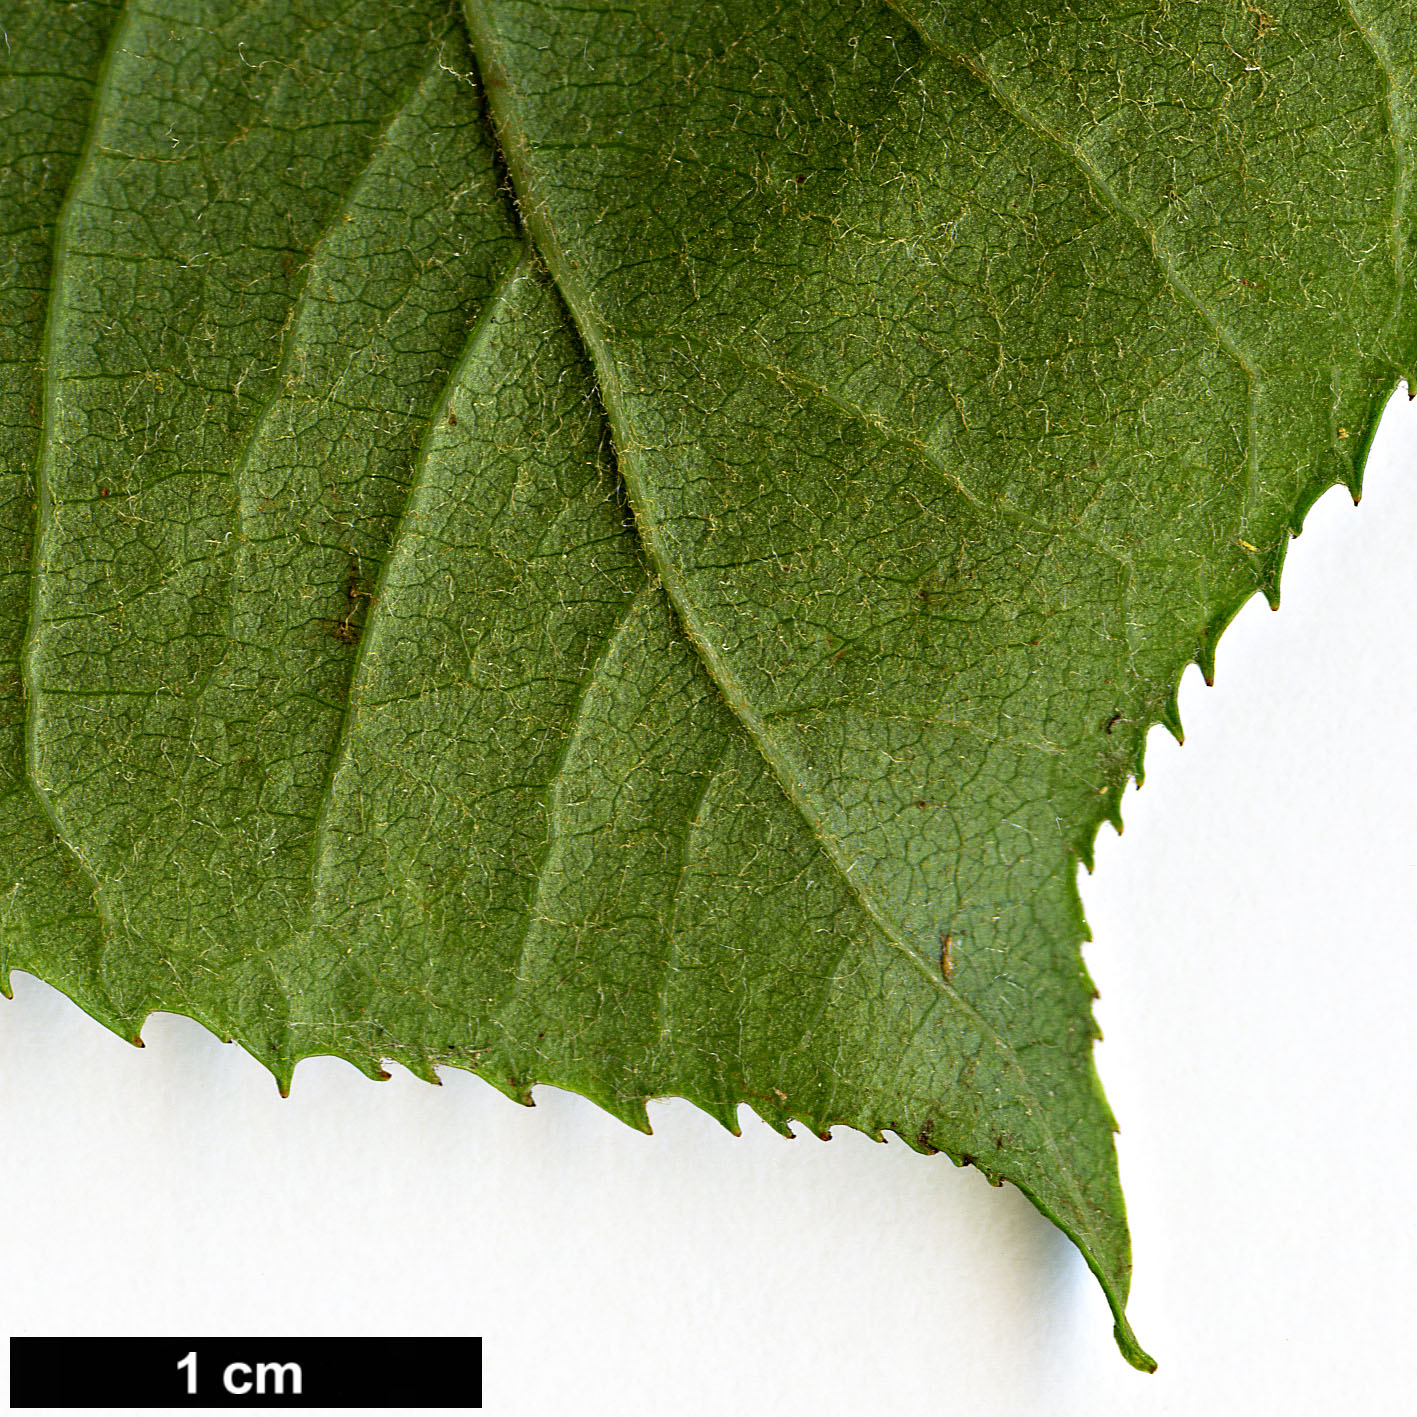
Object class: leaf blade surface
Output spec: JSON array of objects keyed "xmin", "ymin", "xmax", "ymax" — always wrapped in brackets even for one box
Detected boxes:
[{"xmin": 6, "ymin": 0, "xmax": 1413, "ymax": 1367}]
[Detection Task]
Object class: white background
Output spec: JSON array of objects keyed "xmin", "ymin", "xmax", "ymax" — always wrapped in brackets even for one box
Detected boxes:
[{"xmin": 3, "ymin": 389, "xmax": 1415, "ymax": 1416}]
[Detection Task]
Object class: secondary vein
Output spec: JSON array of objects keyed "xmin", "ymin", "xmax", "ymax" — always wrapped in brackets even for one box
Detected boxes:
[
  {"xmin": 461, "ymin": 0, "xmax": 1112, "ymax": 1277},
  {"xmin": 304, "ymin": 246, "xmax": 535, "ymax": 927},
  {"xmin": 18, "ymin": 0, "xmax": 135, "ymax": 938}
]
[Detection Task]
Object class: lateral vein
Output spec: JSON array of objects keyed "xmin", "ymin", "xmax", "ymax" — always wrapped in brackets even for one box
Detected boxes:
[
  {"xmin": 461, "ymin": 0, "xmax": 1110, "ymax": 1268},
  {"xmin": 304, "ymin": 246, "xmax": 535, "ymax": 925},
  {"xmin": 18, "ymin": 0, "xmax": 136, "ymax": 935}
]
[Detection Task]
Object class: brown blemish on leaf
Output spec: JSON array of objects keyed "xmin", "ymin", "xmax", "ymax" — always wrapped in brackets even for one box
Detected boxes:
[{"xmin": 331, "ymin": 553, "xmax": 374, "ymax": 644}]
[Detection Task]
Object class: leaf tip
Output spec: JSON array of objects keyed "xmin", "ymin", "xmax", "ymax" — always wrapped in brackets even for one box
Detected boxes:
[{"xmin": 1115, "ymin": 1319, "xmax": 1158, "ymax": 1374}]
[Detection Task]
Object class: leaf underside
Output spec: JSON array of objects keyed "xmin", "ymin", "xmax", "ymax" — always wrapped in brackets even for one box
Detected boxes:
[{"xmin": 4, "ymin": 0, "xmax": 1413, "ymax": 1367}]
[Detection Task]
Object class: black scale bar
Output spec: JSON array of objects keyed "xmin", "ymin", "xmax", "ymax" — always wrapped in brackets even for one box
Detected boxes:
[{"xmin": 9, "ymin": 1337, "xmax": 482, "ymax": 1409}]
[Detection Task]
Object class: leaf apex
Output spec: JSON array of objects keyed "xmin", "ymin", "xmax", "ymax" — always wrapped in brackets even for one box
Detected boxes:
[{"xmin": 1115, "ymin": 1321, "xmax": 1158, "ymax": 1374}]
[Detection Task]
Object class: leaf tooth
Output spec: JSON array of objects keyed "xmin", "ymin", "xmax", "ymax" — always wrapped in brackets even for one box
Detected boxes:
[
  {"xmin": 20, "ymin": 973, "xmax": 151, "ymax": 1051},
  {"xmin": 1074, "ymin": 832, "xmax": 1096, "ymax": 875},
  {"xmin": 271, "ymin": 1059, "xmax": 297, "ymax": 1099},
  {"xmin": 1342, "ymin": 433, "xmax": 1370, "ymax": 504},
  {"xmin": 1075, "ymin": 785, "xmax": 1123, "ymax": 868},
  {"xmin": 751, "ymin": 1102, "xmax": 797, "ymax": 1140},
  {"xmin": 1078, "ymin": 959, "xmax": 1103, "ymax": 1015},
  {"xmin": 1157, "ymin": 688, "xmax": 1185, "ymax": 746},
  {"xmin": 482, "ymin": 1071, "xmax": 537, "ymax": 1109},
  {"xmin": 1256, "ymin": 543, "xmax": 1287, "ymax": 611},
  {"xmin": 1102, "ymin": 788, "xmax": 1125, "ymax": 838},
  {"xmin": 1196, "ymin": 637, "xmax": 1218, "ymax": 688},
  {"xmin": 596, "ymin": 1095, "xmax": 653, "ymax": 1135},
  {"xmin": 900, "ymin": 1120, "xmax": 939, "ymax": 1155},
  {"xmin": 341, "ymin": 1052, "xmax": 393, "ymax": 1085},
  {"xmin": 395, "ymin": 1050, "xmax": 442, "ymax": 1086},
  {"xmin": 692, "ymin": 1099, "xmax": 744, "ymax": 1137}
]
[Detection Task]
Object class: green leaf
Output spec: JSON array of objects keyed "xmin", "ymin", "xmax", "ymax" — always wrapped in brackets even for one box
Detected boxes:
[{"xmin": 4, "ymin": 0, "xmax": 1412, "ymax": 1368}]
